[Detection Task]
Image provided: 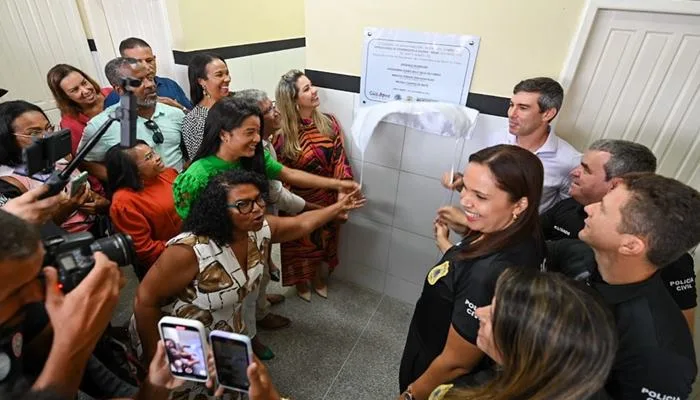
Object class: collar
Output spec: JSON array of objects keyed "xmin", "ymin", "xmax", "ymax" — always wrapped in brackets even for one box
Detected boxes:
[
  {"xmin": 141, "ymin": 103, "xmax": 167, "ymax": 120},
  {"xmin": 590, "ymin": 270, "xmax": 661, "ymax": 305},
  {"xmin": 505, "ymin": 127, "xmax": 558, "ymax": 155}
]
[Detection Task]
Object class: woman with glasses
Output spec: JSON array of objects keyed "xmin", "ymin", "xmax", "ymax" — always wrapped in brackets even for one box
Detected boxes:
[
  {"xmin": 135, "ymin": 169, "xmax": 362, "ymax": 399},
  {"xmin": 0, "ymin": 100, "xmax": 109, "ymax": 233},
  {"xmin": 181, "ymin": 53, "xmax": 231, "ymax": 158},
  {"xmin": 105, "ymin": 141, "xmax": 181, "ymax": 276}
]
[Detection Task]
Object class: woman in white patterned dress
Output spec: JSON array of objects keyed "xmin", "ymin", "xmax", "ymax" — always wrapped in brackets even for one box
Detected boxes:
[{"xmin": 134, "ymin": 169, "xmax": 362, "ymax": 398}]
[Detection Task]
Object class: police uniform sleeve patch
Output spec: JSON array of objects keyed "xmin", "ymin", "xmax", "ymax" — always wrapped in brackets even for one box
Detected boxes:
[{"xmin": 428, "ymin": 261, "xmax": 450, "ymax": 285}]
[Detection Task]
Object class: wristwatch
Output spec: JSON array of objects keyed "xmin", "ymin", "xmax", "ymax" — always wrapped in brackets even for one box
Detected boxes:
[{"xmin": 401, "ymin": 386, "xmax": 416, "ymax": 400}]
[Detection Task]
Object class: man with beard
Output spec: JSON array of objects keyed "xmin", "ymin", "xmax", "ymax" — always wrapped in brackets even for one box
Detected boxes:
[{"xmin": 77, "ymin": 58, "xmax": 185, "ymax": 181}]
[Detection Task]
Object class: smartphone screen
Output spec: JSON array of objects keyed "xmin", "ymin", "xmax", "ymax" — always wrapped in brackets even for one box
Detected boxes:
[
  {"xmin": 211, "ymin": 335, "xmax": 250, "ymax": 391},
  {"xmin": 160, "ymin": 323, "xmax": 208, "ymax": 381}
]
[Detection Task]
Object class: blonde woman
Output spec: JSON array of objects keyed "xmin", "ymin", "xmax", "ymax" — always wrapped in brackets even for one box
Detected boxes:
[{"xmin": 274, "ymin": 70, "xmax": 354, "ymax": 301}]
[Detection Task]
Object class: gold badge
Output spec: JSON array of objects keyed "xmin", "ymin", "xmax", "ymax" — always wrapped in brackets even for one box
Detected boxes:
[
  {"xmin": 427, "ymin": 261, "xmax": 450, "ymax": 285},
  {"xmin": 429, "ymin": 384, "xmax": 455, "ymax": 400}
]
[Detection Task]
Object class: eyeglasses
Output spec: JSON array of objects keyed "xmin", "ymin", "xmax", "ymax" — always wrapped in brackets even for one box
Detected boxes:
[
  {"xmin": 144, "ymin": 120, "xmax": 164, "ymax": 144},
  {"xmin": 262, "ymin": 101, "xmax": 277, "ymax": 116},
  {"xmin": 226, "ymin": 195, "xmax": 266, "ymax": 214},
  {"xmin": 13, "ymin": 124, "xmax": 56, "ymax": 139}
]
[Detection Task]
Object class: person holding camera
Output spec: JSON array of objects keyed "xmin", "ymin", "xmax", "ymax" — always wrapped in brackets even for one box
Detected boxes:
[
  {"xmin": 0, "ymin": 100, "xmax": 110, "ymax": 234},
  {"xmin": 0, "ymin": 209, "xmax": 121, "ymax": 397}
]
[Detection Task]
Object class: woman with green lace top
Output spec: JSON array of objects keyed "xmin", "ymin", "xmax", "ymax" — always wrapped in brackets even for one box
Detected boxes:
[{"xmin": 173, "ymin": 97, "xmax": 359, "ymax": 219}]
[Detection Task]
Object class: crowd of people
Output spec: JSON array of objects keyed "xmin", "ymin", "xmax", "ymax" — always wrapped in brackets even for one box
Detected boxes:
[{"xmin": 0, "ymin": 35, "xmax": 698, "ymax": 400}]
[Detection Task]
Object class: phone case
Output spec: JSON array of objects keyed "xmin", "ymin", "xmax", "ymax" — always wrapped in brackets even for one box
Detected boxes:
[
  {"xmin": 158, "ymin": 316, "xmax": 209, "ymax": 382},
  {"xmin": 209, "ymin": 330, "xmax": 253, "ymax": 393}
]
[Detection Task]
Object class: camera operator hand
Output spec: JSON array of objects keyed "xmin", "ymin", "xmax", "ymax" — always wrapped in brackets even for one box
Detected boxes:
[
  {"xmin": 3, "ymin": 184, "xmax": 62, "ymax": 225},
  {"xmin": 32, "ymin": 252, "xmax": 122, "ymax": 398}
]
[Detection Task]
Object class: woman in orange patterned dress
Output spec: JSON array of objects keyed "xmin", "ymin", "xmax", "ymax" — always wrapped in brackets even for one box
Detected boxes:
[{"xmin": 274, "ymin": 69, "xmax": 357, "ymax": 301}]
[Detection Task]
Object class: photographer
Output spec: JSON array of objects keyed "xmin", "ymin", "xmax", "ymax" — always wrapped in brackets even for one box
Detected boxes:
[
  {"xmin": 0, "ymin": 209, "xmax": 120, "ymax": 397},
  {"xmin": 0, "ymin": 209, "xmax": 196, "ymax": 400}
]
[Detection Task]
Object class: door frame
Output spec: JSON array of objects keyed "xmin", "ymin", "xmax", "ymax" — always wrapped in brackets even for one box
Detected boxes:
[{"xmin": 559, "ymin": 0, "xmax": 700, "ymax": 90}]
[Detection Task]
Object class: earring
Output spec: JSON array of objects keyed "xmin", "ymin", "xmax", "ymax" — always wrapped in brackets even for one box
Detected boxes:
[
  {"xmin": 512, "ymin": 212, "xmax": 519, "ymax": 221},
  {"xmin": 202, "ymin": 86, "xmax": 210, "ymax": 98}
]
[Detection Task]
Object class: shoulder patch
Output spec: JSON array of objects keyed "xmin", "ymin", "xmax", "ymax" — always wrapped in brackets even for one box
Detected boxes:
[{"xmin": 428, "ymin": 261, "xmax": 450, "ymax": 285}]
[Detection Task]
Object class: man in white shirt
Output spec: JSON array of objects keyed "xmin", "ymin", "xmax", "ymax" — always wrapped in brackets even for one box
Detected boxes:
[{"xmin": 443, "ymin": 77, "xmax": 580, "ymax": 213}]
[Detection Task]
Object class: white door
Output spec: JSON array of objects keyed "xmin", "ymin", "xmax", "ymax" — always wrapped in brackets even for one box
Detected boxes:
[
  {"xmin": 557, "ymin": 9, "xmax": 700, "ymax": 193},
  {"xmin": 79, "ymin": 0, "xmax": 179, "ymax": 90},
  {"xmin": 0, "ymin": 0, "xmax": 96, "ymax": 123}
]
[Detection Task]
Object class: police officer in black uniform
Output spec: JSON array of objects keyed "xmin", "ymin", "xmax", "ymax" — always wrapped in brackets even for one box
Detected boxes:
[
  {"xmin": 399, "ymin": 145, "xmax": 545, "ymax": 400},
  {"xmin": 542, "ymin": 139, "xmax": 697, "ymax": 328},
  {"xmin": 576, "ymin": 173, "xmax": 698, "ymax": 400}
]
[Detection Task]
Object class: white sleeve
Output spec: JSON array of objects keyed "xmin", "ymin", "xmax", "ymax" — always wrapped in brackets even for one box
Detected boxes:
[{"xmin": 268, "ymin": 180, "xmax": 305, "ymax": 214}]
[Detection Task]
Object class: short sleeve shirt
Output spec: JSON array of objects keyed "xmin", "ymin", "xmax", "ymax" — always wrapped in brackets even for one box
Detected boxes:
[
  {"xmin": 78, "ymin": 103, "xmax": 185, "ymax": 171},
  {"xmin": 591, "ymin": 271, "xmax": 697, "ymax": 399},
  {"xmin": 402, "ymin": 235, "xmax": 543, "ymax": 384}
]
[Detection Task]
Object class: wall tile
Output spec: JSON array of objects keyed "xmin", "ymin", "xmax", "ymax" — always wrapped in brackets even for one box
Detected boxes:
[
  {"xmin": 384, "ymin": 274, "xmax": 423, "ymax": 305},
  {"xmin": 334, "ymin": 262, "xmax": 387, "ymax": 294},
  {"xmin": 349, "ymin": 159, "xmax": 399, "ymax": 226},
  {"xmin": 400, "ymin": 127, "xmax": 465, "ymax": 180},
  {"xmin": 352, "ymin": 122, "xmax": 405, "ymax": 170},
  {"xmin": 343, "ymin": 215, "xmax": 393, "ymax": 271},
  {"xmin": 318, "ymin": 87, "xmax": 356, "ymax": 158},
  {"xmin": 459, "ymin": 114, "xmax": 508, "ymax": 170},
  {"xmin": 226, "ymin": 56, "xmax": 253, "ymax": 91},
  {"xmin": 250, "ymin": 52, "xmax": 279, "ymax": 98},
  {"xmin": 387, "ymin": 228, "xmax": 440, "ymax": 286},
  {"xmin": 393, "ymin": 172, "xmax": 451, "ymax": 238},
  {"xmin": 172, "ymin": 64, "xmax": 189, "ymax": 98}
]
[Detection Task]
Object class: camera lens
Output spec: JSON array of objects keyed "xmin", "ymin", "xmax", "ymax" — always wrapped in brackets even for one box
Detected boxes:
[{"xmin": 90, "ymin": 233, "xmax": 135, "ymax": 267}]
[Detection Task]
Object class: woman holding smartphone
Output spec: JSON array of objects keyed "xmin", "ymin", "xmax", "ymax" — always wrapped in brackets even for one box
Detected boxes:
[
  {"xmin": 0, "ymin": 100, "xmax": 109, "ymax": 233},
  {"xmin": 135, "ymin": 169, "xmax": 363, "ymax": 398}
]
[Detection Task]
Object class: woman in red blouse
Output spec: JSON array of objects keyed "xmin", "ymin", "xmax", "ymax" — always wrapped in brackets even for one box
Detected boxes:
[
  {"xmin": 47, "ymin": 64, "xmax": 112, "ymax": 195},
  {"xmin": 105, "ymin": 141, "xmax": 182, "ymax": 276},
  {"xmin": 47, "ymin": 64, "xmax": 112, "ymax": 155}
]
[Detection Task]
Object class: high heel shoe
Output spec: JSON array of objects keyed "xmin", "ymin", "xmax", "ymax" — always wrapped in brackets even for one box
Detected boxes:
[
  {"xmin": 313, "ymin": 285, "xmax": 328, "ymax": 299},
  {"xmin": 296, "ymin": 283, "xmax": 311, "ymax": 302}
]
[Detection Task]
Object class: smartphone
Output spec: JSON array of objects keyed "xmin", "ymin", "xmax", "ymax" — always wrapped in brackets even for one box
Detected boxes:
[
  {"xmin": 210, "ymin": 330, "xmax": 253, "ymax": 393},
  {"xmin": 69, "ymin": 171, "xmax": 89, "ymax": 197},
  {"xmin": 158, "ymin": 316, "xmax": 209, "ymax": 382}
]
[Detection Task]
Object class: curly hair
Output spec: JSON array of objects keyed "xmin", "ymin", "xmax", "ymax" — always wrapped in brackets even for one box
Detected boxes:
[{"xmin": 182, "ymin": 169, "xmax": 269, "ymax": 245}]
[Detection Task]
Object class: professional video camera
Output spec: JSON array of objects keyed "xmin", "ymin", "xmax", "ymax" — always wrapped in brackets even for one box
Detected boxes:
[{"xmin": 42, "ymin": 232, "xmax": 135, "ymax": 293}]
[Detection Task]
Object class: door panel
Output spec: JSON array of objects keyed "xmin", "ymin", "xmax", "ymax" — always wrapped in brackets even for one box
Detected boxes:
[{"xmin": 558, "ymin": 9, "xmax": 700, "ymax": 190}]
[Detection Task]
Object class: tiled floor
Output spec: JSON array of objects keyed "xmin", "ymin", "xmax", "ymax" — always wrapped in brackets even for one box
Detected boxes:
[{"xmin": 112, "ymin": 268, "xmax": 415, "ymax": 400}]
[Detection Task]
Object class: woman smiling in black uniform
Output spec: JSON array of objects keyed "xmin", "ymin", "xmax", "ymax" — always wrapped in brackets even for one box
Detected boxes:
[{"xmin": 398, "ymin": 145, "xmax": 546, "ymax": 400}]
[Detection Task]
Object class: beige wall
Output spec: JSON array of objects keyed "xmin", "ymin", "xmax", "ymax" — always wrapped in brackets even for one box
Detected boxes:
[
  {"xmin": 173, "ymin": 0, "xmax": 305, "ymax": 51},
  {"xmin": 305, "ymin": 0, "xmax": 586, "ymax": 97}
]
